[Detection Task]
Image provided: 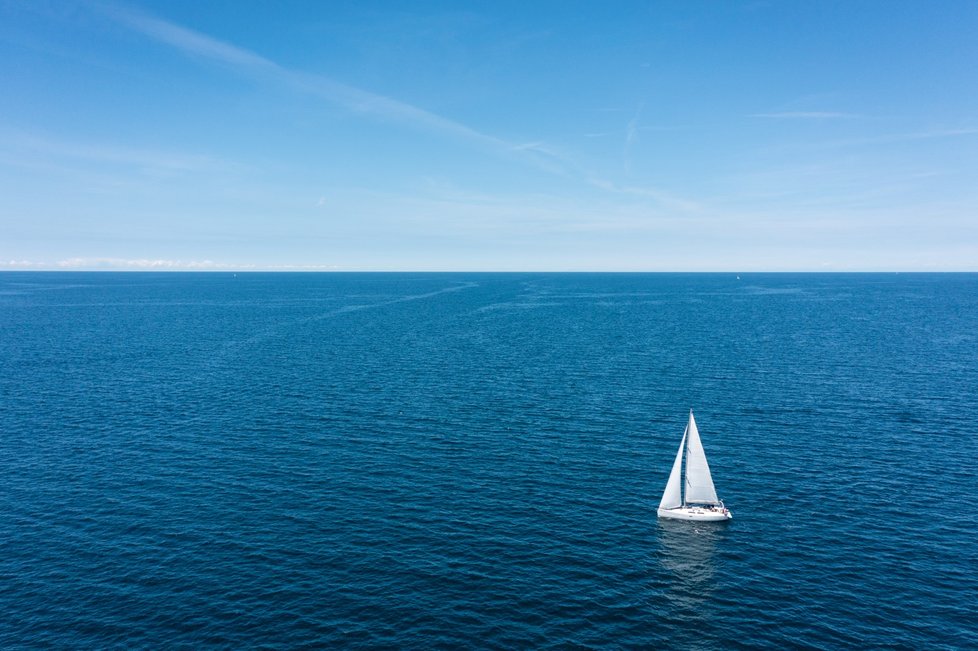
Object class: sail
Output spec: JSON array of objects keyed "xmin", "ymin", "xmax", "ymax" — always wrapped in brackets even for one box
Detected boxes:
[
  {"xmin": 684, "ymin": 411, "xmax": 720, "ymax": 504},
  {"xmin": 658, "ymin": 428, "xmax": 686, "ymax": 510}
]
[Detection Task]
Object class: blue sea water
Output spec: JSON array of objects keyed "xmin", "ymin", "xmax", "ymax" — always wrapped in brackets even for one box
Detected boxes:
[{"xmin": 1, "ymin": 272, "xmax": 976, "ymax": 649}]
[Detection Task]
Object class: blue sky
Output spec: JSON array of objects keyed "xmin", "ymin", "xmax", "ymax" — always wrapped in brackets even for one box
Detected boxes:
[{"xmin": 1, "ymin": 1, "xmax": 976, "ymax": 270}]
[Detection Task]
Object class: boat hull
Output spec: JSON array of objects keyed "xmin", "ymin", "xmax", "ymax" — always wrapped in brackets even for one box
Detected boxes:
[{"xmin": 657, "ymin": 506, "xmax": 732, "ymax": 522}]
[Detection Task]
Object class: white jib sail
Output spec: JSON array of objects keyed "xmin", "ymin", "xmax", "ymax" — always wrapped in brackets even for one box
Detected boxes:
[
  {"xmin": 684, "ymin": 411, "xmax": 720, "ymax": 504},
  {"xmin": 658, "ymin": 427, "xmax": 686, "ymax": 510}
]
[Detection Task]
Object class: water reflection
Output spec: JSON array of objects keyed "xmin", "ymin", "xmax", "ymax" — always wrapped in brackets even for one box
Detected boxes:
[{"xmin": 656, "ymin": 519, "xmax": 728, "ymax": 648}]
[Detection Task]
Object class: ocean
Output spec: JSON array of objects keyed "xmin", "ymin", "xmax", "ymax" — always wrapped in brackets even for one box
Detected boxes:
[{"xmin": 2, "ymin": 272, "xmax": 976, "ymax": 649}]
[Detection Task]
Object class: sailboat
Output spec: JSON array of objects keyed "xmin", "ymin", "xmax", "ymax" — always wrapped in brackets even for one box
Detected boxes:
[{"xmin": 657, "ymin": 410, "xmax": 732, "ymax": 521}]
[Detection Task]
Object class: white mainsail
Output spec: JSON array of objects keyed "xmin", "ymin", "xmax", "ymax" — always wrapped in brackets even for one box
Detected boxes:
[
  {"xmin": 683, "ymin": 411, "xmax": 720, "ymax": 504},
  {"xmin": 658, "ymin": 427, "xmax": 686, "ymax": 510}
]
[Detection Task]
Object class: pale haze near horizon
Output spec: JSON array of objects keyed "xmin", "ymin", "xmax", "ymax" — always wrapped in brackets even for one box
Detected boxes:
[{"xmin": 1, "ymin": 1, "xmax": 976, "ymax": 271}]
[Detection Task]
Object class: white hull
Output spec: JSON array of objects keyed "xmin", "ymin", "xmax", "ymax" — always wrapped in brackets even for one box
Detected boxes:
[{"xmin": 657, "ymin": 506, "xmax": 731, "ymax": 522}]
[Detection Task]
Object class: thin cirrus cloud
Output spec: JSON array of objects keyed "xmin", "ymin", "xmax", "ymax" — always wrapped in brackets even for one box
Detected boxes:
[
  {"xmin": 817, "ymin": 127, "xmax": 978, "ymax": 149},
  {"xmin": 1, "ymin": 260, "xmax": 45, "ymax": 269},
  {"xmin": 91, "ymin": 2, "xmax": 697, "ymax": 211},
  {"xmin": 21, "ymin": 258, "xmax": 340, "ymax": 270},
  {"xmin": 623, "ymin": 102, "xmax": 644, "ymax": 175},
  {"xmin": 585, "ymin": 178, "xmax": 700, "ymax": 212},
  {"xmin": 750, "ymin": 111, "xmax": 858, "ymax": 119},
  {"xmin": 0, "ymin": 258, "xmax": 242, "ymax": 270},
  {"xmin": 765, "ymin": 127, "xmax": 978, "ymax": 153},
  {"xmin": 0, "ymin": 128, "xmax": 226, "ymax": 173},
  {"xmin": 58, "ymin": 257, "xmax": 246, "ymax": 269},
  {"xmin": 93, "ymin": 3, "xmax": 533, "ymax": 161}
]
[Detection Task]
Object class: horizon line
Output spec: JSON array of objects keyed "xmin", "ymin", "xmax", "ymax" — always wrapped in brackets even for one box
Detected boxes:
[{"xmin": 1, "ymin": 269, "xmax": 976, "ymax": 274}]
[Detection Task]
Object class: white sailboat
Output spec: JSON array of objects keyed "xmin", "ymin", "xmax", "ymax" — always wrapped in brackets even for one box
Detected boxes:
[{"xmin": 657, "ymin": 410, "xmax": 732, "ymax": 521}]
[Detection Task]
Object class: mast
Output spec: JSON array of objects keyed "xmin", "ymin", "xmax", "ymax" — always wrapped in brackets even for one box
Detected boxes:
[
  {"xmin": 682, "ymin": 409, "xmax": 690, "ymax": 507},
  {"xmin": 684, "ymin": 409, "xmax": 720, "ymax": 505},
  {"xmin": 681, "ymin": 415, "xmax": 687, "ymax": 507}
]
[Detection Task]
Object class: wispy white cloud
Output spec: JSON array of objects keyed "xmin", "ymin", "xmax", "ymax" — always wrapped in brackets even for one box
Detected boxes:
[
  {"xmin": 0, "ymin": 129, "xmax": 226, "ymax": 173},
  {"xmin": 57, "ymin": 257, "xmax": 243, "ymax": 269},
  {"xmin": 49, "ymin": 257, "xmax": 339, "ymax": 270},
  {"xmin": 750, "ymin": 111, "xmax": 858, "ymax": 119},
  {"xmin": 586, "ymin": 177, "xmax": 700, "ymax": 212},
  {"xmin": 95, "ymin": 2, "xmax": 510, "ymax": 153},
  {"xmin": 89, "ymin": 3, "xmax": 700, "ymax": 212},
  {"xmin": 511, "ymin": 141, "xmax": 547, "ymax": 152},
  {"xmin": 817, "ymin": 127, "xmax": 978, "ymax": 148},
  {"xmin": 94, "ymin": 2, "xmax": 598, "ymax": 185},
  {"xmin": 0, "ymin": 259, "xmax": 45, "ymax": 269},
  {"xmin": 266, "ymin": 264, "xmax": 341, "ymax": 270},
  {"xmin": 624, "ymin": 102, "xmax": 644, "ymax": 174},
  {"xmin": 508, "ymin": 141, "xmax": 574, "ymax": 175},
  {"xmin": 101, "ymin": 5, "xmax": 276, "ymax": 72},
  {"xmin": 96, "ymin": 4, "xmax": 700, "ymax": 205}
]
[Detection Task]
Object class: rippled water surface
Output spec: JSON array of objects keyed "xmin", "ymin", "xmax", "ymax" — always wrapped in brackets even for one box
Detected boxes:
[{"xmin": 2, "ymin": 272, "xmax": 976, "ymax": 649}]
